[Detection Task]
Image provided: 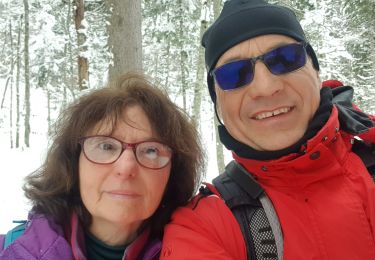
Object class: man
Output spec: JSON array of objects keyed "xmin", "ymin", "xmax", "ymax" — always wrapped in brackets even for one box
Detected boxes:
[{"xmin": 161, "ymin": 0, "xmax": 375, "ymax": 259}]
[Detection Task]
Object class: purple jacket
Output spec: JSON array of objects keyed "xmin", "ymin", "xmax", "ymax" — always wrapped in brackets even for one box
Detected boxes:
[{"xmin": 0, "ymin": 213, "xmax": 161, "ymax": 260}]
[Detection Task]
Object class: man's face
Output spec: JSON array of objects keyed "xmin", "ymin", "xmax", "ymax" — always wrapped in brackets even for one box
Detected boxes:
[{"xmin": 215, "ymin": 34, "xmax": 321, "ymax": 151}]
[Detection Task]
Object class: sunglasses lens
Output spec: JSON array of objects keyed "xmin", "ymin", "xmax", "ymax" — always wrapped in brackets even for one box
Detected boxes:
[
  {"xmin": 213, "ymin": 43, "xmax": 307, "ymax": 91},
  {"xmin": 213, "ymin": 60, "xmax": 253, "ymax": 90},
  {"xmin": 265, "ymin": 43, "xmax": 306, "ymax": 75}
]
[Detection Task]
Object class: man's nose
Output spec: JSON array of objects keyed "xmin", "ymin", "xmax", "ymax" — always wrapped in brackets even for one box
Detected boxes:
[{"xmin": 245, "ymin": 61, "xmax": 284, "ymax": 99}]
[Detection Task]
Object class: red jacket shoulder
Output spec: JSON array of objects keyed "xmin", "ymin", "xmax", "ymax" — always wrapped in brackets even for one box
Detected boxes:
[{"xmin": 161, "ymin": 193, "xmax": 246, "ymax": 260}]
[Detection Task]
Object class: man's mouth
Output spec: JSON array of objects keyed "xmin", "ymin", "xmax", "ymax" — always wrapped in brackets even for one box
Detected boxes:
[{"xmin": 253, "ymin": 107, "xmax": 292, "ymax": 120}]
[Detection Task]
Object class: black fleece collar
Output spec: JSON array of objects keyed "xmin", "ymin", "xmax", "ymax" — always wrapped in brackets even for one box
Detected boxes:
[{"xmin": 332, "ymin": 86, "xmax": 374, "ymax": 134}]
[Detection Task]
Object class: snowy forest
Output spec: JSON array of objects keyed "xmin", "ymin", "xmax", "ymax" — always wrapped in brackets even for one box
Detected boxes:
[{"xmin": 0, "ymin": 0, "xmax": 375, "ymax": 175}]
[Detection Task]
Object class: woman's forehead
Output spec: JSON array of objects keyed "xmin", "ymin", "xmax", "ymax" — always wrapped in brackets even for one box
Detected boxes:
[
  {"xmin": 87, "ymin": 107, "xmax": 158, "ymax": 139},
  {"xmin": 88, "ymin": 117, "xmax": 116, "ymax": 135}
]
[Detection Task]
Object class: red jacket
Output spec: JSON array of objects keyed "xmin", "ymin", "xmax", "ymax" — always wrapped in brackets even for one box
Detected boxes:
[{"xmin": 161, "ymin": 106, "xmax": 375, "ymax": 260}]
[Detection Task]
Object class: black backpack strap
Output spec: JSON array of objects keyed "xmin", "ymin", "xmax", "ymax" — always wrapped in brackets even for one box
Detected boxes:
[
  {"xmin": 352, "ymin": 139, "xmax": 375, "ymax": 181},
  {"xmin": 212, "ymin": 161, "xmax": 281, "ymax": 260},
  {"xmin": 224, "ymin": 161, "xmax": 264, "ymax": 200},
  {"xmin": 213, "ymin": 162, "xmax": 262, "ymax": 209}
]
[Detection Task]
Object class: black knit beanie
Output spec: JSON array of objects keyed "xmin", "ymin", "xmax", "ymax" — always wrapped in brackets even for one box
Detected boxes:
[{"xmin": 202, "ymin": 0, "xmax": 320, "ymax": 103}]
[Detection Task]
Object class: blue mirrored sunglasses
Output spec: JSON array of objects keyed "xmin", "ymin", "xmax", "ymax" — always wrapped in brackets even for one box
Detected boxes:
[{"xmin": 212, "ymin": 42, "xmax": 307, "ymax": 91}]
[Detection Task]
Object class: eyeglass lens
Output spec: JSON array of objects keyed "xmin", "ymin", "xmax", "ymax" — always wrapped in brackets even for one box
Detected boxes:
[
  {"xmin": 82, "ymin": 136, "xmax": 172, "ymax": 169},
  {"xmin": 213, "ymin": 43, "xmax": 306, "ymax": 91}
]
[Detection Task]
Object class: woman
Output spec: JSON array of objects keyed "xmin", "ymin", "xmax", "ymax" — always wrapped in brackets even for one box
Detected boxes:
[{"xmin": 0, "ymin": 73, "xmax": 204, "ymax": 259}]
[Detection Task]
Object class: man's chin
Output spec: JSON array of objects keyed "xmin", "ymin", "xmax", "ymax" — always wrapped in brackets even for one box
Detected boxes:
[{"xmin": 243, "ymin": 134, "xmax": 303, "ymax": 152}]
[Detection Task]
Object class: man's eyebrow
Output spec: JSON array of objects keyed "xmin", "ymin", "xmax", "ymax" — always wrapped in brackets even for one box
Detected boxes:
[
  {"xmin": 268, "ymin": 41, "xmax": 295, "ymax": 50},
  {"xmin": 217, "ymin": 56, "xmax": 244, "ymax": 66}
]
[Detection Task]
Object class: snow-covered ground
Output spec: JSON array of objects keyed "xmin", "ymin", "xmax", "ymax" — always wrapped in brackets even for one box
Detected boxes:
[
  {"xmin": 0, "ymin": 133, "xmax": 47, "ymax": 233},
  {"xmin": 0, "ymin": 85, "xmax": 50, "ymax": 233}
]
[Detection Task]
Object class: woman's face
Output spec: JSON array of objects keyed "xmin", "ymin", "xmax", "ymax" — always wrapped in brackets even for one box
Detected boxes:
[{"xmin": 78, "ymin": 105, "xmax": 171, "ymax": 245}]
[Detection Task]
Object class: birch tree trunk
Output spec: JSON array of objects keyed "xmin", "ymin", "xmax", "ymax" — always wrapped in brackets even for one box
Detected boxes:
[
  {"xmin": 74, "ymin": 0, "xmax": 89, "ymax": 90},
  {"xmin": 106, "ymin": 0, "xmax": 142, "ymax": 83},
  {"xmin": 23, "ymin": 0, "xmax": 31, "ymax": 147}
]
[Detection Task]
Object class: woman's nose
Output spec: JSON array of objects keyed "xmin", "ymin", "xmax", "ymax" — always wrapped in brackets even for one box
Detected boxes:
[{"xmin": 113, "ymin": 149, "xmax": 139, "ymax": 178}]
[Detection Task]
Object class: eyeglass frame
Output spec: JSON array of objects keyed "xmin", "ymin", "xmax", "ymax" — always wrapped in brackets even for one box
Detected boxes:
[{"xmin": 78, "ymin": 135, "xmax": 173, "ymax": 170}]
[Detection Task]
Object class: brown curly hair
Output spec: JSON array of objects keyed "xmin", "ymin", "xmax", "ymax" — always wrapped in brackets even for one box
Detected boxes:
[{"xmin": 23, "ymin": 72, "xmax": 205, "ymax": 239}]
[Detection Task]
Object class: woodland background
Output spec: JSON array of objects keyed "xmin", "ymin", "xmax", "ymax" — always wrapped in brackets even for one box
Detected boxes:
[{"xmin": 0, "ymin": 0, "xmax": 375, "ymax": 175}]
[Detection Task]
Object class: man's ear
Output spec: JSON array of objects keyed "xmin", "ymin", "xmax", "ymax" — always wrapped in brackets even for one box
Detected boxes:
[
  {"xmin": 214, "ymin": 85, "xmax": 222, "ymax": 116},
  {"xmin": 315, "ymin": 71, "xmax": 322, "ymax": 89},
  {"xmin": 307, "ymin": 56, "xmax": 322, "ymax": 88},
  {"xmin": 214, "ymin": 102, "xmax": 226, "ymax": 126},
  {"xmin": 215, "ymin": 100, "xmax": 222, "ymax": 119},
  {"xmin": 214, "ymin": 85, "xmax": 225, "ymax": 124}
]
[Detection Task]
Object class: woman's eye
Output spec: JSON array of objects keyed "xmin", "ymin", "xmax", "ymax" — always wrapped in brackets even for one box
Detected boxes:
[
  {"xmin": 99, "ymin": 143, "xmax": 115, "ymax": 151},
  {"xmin": 143, "ymin": 147, "xmax": 158, "ymax": 159}
]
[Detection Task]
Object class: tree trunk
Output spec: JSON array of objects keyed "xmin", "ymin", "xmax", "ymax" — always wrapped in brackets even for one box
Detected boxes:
[
  {"xmin": 177, "ymin": 0, "xmax": 188, "ymax": 110},
  {"xmin": 15, "ymin": 16, "xmax": 22, "ymax": 148},
  {"xmin": 163, "ymin": 12, "xmax": 172, "ymax": 88},
  {"xmin": 47, "ymin": 89, "xmax": 51, "ymax": 134},
  {"xmin": 212, "ymin": 0, "xmax": 225, "ymax": 173},
  {"xmin": 64, "ymin": 0, "xmax": 75, "ymax": 101},
  {"xmin": 10, "ymin": 81, "xmax": 14, "ymax": 148},
  {"xmin": 0, "ymin": 22, "xmax": 13, "ymax": 109},
  {"xmin": 106, "ymin": 0, "xmax": 142, "ymax": 83},
  {"xmin": 23, "ymin": 0, "xmax": 31, "ymax": 147},
  {"xmin": 1, "ymin": 77, "xmax": 10, "ymax": 109},
  {"xmin": 9, "ymin": 20, "xmax": 14, "ymax": 148},
  {"xmin": 164, "ymin": 40, "xmax": 171, "ymax": 88},
  {"xmin": 213, "ymin": 0, "xmax": 222, "ymax": 19},
  {"xmin": 192, "ymin": 18, "xmax": 208, "ymax": 126},
  {"xmin": 214, "ymin": 115, "xmax": 225, "ymax": 173},
  {"xmin": 74, "ymin": 0, "xmax": 89, "ymax": 90}
]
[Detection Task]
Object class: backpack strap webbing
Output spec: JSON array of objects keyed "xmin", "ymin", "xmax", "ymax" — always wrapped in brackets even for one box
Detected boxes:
[
  {"xmin": 258, "ymin": 194, "xmax": 284, "ymax": 260},
  {"xmin": 212, "ymin": 161, "xmax": 283, "ymax": 260},
  {"xmin": 3, "ymin": 221, "xmax": 27, "ymax": 249}
]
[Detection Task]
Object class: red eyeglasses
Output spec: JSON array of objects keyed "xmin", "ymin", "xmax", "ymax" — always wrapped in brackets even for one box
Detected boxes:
[{"xmin": 79, "ymin": 135, "xmax": 173, "ymax": 169}]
